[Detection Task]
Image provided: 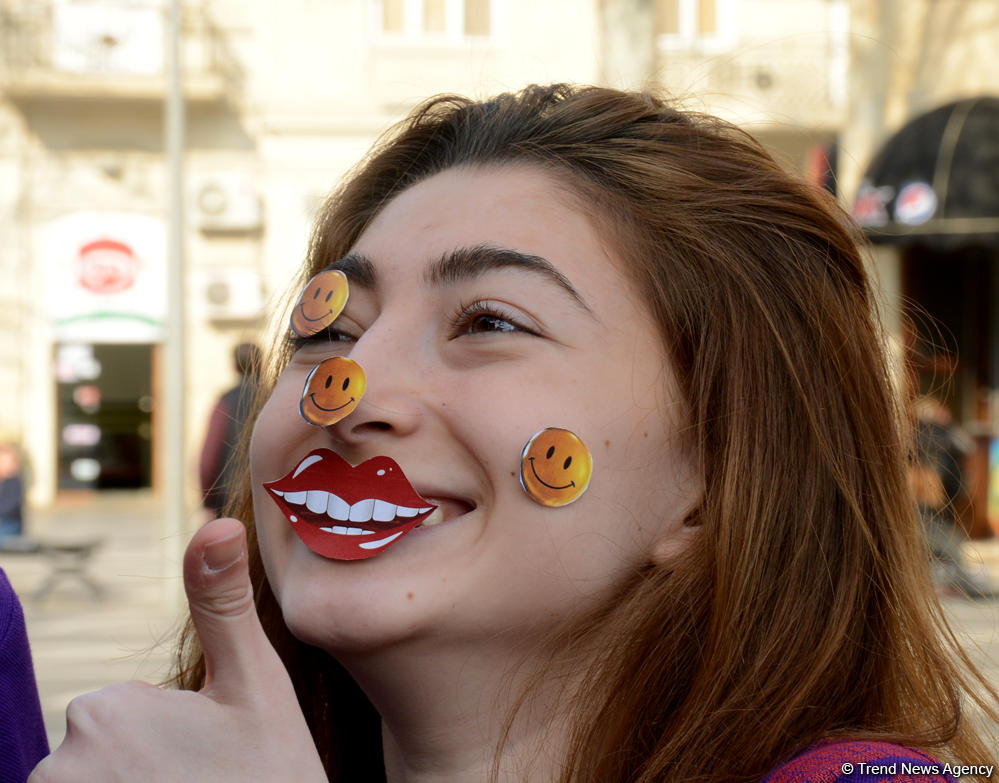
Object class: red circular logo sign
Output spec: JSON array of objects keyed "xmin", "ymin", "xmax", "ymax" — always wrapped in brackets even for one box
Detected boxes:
[{"xmin": 77, "ymin": 238, "xmax": 137, "ymax": 294}]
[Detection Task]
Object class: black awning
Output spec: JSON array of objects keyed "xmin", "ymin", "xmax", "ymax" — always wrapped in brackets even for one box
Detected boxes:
[{"xmin": 851, "ymin": 96, "xmax": 999, "ymax": 249}]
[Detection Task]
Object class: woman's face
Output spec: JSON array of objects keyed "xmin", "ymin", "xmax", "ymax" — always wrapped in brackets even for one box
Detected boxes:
[{"xmin": 250, "ymin": 165, "xmax": 699, "ymax": 654}]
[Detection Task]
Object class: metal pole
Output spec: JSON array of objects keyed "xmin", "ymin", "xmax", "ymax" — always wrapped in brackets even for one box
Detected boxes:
[{"xmin": 164, "ymin": 0, "xmax": 186, "ymax": 605}]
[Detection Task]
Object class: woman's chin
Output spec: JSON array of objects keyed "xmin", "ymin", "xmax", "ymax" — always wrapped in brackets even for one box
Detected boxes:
[
  {"xmin": 281, "ymin": 598, "xmax": 418, "ymax": 656},
  {"xmin": 273, "ymin": 558, "xmax": 441, "ymax": 656}
]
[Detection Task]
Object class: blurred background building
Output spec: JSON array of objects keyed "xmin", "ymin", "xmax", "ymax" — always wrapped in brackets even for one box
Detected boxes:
[{"xmin": 0, "ymin": 0, "xmax": 996, "ymax": 537}]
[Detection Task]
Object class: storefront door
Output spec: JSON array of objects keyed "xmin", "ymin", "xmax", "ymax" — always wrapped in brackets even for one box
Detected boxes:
[{"xmin": 55, "ymin": 343, "xmax": 153, "ymax": 490}]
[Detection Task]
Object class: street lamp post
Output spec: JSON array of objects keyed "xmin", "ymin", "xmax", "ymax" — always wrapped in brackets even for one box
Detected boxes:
[{"xmin": 164, "ymin": 0, "xmax": 187, "ymax": 605}]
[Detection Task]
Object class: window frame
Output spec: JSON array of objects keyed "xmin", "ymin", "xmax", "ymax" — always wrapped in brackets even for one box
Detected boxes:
[
  {"xmin": 656, "ymin": 0, "xmax": 737, "ymax": 53},
  {"xmin": 372, "ymin": 0, "xmax": 497, "ymax": 45}
]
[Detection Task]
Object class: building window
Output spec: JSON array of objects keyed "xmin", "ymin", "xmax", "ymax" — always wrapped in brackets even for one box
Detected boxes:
[
  {"xmin": 656, "ymin": 0, "xmax": 680, "ymax": 35},
  {"xmin": 383, "ymin": 0, "xmax": 406, "ymax": 33},
  {"xmin": 655, "ymin": 0, "xmax": 734, "ymax": 50},
  {"xmin": 463, "ymin": 0, "xmax": 490, "ymax": 36},
  {"xmin": 376, "ymin": 0, "xmax": 491, "ymax": 41}
]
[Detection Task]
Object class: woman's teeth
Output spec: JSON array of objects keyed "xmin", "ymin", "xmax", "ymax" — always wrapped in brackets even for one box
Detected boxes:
[
  {"xmin": 272, "ymin": 487, "xmax": 459, "ymax": 530},
  {"xmin": 272, "ymin": 488, "xmax": 431, "ymax": 523},
  {"xmin": 417, "ymin": 507, "xmax": 445, "ymax": 528}
]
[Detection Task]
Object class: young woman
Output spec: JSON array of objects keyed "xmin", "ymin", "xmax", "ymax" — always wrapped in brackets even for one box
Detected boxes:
[{"xmin": 30, "ymin": 84, "xmax": 998, "ymax": 783}]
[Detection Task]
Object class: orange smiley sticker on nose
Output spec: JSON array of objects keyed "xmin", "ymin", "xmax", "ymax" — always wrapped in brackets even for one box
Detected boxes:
[
  {"xmin": 519, "ymin": 428, "xmax": 592, "ymax": 507},
  {"xmin": 290, "ymin": 269, "xmax": 349, "ymax": 337},
  {"xmin": 299, "ymin": 356, "xmax": 366, "ymax": 427}
]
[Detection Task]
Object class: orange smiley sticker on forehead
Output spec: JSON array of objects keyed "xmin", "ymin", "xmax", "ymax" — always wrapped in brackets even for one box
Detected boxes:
[
  {"xmin": 290, "ymin": 269, "xmax": 349, "ymax": 337},
  {"xmin": 299, "ymin": 356, "xmax": 366, "ymax": 427},
  {"xmin": 519, "ymin": 428, "xmax": 593, "ymax": 507}
]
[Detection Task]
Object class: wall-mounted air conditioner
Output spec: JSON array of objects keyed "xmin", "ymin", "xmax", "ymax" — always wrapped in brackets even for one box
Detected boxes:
[
  {"xmin": 192, "ymin": 175, "xmax": 263, "ymax": 233},
  {"xmin": 202, "ymin": 267, "xmax": 264, "ymax": 321}
]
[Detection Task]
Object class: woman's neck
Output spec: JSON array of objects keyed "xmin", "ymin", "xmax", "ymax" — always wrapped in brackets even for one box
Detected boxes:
[{"xmin": 337, "ymin": 636, "xmax": 574, "ymax": 783}]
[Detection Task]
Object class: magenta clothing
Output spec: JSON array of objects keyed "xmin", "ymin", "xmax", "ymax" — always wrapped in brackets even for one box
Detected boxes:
[
  {"xmin": 0, "ymin": 568, "xmax": 49, "ymax": 782},
  {"xmin": 763, "ymin": 739, "xmax": 960, "ymax": 782}
]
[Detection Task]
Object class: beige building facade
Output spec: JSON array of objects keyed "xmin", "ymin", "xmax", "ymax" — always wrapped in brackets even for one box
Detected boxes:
[
  {"xmin": 0, "ymin": 0, "xmax": 603, "ymax": 508},
  {"xmin": 1, "ymin": 0, "xmax": 996, "ymax": 529},
  {"xmin": 843, "ymin": 0, "xmax": 999, "ymax": 536}
]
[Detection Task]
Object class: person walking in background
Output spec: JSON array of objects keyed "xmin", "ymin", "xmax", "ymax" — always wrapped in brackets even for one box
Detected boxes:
[
  {"xmin": 911, "ymin": 396, "xmax": 993, "ymax": 598},
  {"xmin": 0, "ymin": 444, "xmax": 26, "ymax": 539},
  {"xmin": 199, "ymin": 343, "xmax": 261, "ymax": 518}
]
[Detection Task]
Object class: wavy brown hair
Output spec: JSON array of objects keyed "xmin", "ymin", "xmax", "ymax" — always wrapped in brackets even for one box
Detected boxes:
[{"xmin": 171, "ymin": 84, "xmax": 998, "ymax": 781}]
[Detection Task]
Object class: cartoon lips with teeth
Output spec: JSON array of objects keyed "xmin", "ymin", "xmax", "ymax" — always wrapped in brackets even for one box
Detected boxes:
[
  {"xmin": 299, "ymin": 356, "xmax": 366, "ymax": 427},
  {"xmin": 519, "ymin": 428, "xmax": 593, "ymax": 507},
  {"xmin": 264, "ymin": 448, "xmax": 438, "ymax": 560},
  {"xmin": 289, "ymin": 269, "xmax": 349, "ymax": 337}
]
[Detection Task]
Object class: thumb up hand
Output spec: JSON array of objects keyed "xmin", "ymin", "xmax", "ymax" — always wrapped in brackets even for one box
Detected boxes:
[{"xmin": 29, "ymin": 519, "xmax": 328, "ymax": 783}]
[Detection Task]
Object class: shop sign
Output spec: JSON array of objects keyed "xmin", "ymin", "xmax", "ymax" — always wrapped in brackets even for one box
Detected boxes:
[
  {"xmin": 852, "ymin": 182, "xmax": 894, "ymax": 228},
  {"xmin": 77, "ymin": 239, "xmax": 138, "ymax": 294},
  {"xmin": 894, "ymin": 181, "xmax": 938, "ymax": 226},
  {"xmin": 40, "ymin": 212, "xmax": 167, "ymax": 343}
]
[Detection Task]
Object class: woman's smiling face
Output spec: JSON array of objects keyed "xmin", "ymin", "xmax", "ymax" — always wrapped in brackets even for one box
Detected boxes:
[{"xmin": 250, "ymin": 165, "xmax": 699, "ymax": 654}]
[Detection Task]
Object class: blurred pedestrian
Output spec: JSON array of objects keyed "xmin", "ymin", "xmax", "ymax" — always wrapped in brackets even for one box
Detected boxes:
[
  {"xmin": 911, "ymin": 396, "xmax": 992, "ymax": 597},
  {"xmin": 1, "ymin": 568, "xmax": 49, "ymax": 783},
  {"xmin": 0, "ymin": 444, "xmax": 25, "ymax": 539},
  {"xmin": 198, "ymin": 343, "xmax": 261, "ymax": 518}
]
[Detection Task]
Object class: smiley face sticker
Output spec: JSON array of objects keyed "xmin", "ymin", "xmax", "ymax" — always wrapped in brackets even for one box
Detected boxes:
[
  {"xmin": 300, "ymin": 356, "xmax": 366, "ymax": 427},
  {"xmin": 290, "ymin": 269, "xmax": 349, "ymax": 337},
  {"xmin": 519, "ymin": 428, "xmax": 593, "ymax": 507}
]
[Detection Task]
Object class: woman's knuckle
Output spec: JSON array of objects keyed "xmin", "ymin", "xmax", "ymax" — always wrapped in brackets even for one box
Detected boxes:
[
  {"xmin": 65, "ymin": 691, "xmax": 97, "ymax": 727},
  {"xmin": 65, "ymin": 682, "xmax": 137, "ymax": 729}
]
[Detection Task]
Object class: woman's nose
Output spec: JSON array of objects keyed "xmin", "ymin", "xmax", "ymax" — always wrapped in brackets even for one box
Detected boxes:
[{"xmin": 322, "ymin": 324, "xmax": 431, "ymax": 444}]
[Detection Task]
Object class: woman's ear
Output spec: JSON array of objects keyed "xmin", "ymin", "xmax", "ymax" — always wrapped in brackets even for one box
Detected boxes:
[{"xmin": 650, "ymin": 503, "xmax": 701, "ymax": 567}]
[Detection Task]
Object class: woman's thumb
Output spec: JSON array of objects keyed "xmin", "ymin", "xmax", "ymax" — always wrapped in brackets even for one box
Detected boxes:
[{"xmin": 182, "ymin": 518, "xmax": 288, "ymax": 705}]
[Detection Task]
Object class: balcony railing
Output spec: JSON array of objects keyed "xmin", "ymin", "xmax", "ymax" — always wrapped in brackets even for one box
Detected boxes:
[
  {"xmin": 657, "ymin": 35, "xmax": 847, "ymax": 128},
  {"xmin": 0, "ymin": 1, "xmax": 243, "ymax": 103}
]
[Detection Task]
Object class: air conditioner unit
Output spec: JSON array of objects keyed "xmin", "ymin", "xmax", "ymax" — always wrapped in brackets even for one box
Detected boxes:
[
  {"xmin": 202, "ymin": 268, "xmax": 264, "ymax": 320},
  {"xmin": 192, "ymin": 175, "xmax": 263, "ymax": 233}
]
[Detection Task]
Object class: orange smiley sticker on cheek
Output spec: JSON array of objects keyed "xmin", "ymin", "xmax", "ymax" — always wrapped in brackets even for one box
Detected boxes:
[
  {"xmin": 519, "ymin": 428, "xmax": 593, "ymax": 507},
  {"xmin": 290, "ymin": 269, "xmax": 349, "ymax": 337},
  {"xmin": 299, "ymin": 356, "xmax": 367, "ymax": 427}
]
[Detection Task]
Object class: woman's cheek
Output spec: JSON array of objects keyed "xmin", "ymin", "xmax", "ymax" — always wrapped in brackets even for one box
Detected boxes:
[{"xmin": 252, "ymin": 373, "xmax": 308, "ymax": 456}]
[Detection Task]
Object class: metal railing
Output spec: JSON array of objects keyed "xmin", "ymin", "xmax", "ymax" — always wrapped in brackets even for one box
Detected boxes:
[
  {"xmin": 0, "ymin": 1, "xmax": 243, "ymax": 99},
  {"xmin": 657, "ymin": 34, "xmax": 847, "ymax": 125}
]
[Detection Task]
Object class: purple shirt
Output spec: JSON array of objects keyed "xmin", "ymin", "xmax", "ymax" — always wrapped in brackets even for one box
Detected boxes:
[
  {"xmin": 0, "ymin": 567, "xmax": 49, "ymax": 783},
  {"xmin": 763, "ymin": 739, "xmax": 960, "ymax": 782}
]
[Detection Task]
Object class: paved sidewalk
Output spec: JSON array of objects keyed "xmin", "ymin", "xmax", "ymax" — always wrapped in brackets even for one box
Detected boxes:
[
  {"xmin": 0, "ymin": 490, "xmax": 198, "ymax": 750},
  {"xmin": 2, "ymin": 491, "xmax": 998, "ymax": 754},
  {"xmin": 950, "ymin": 538, "xmax": 999, "ymax": 679}
]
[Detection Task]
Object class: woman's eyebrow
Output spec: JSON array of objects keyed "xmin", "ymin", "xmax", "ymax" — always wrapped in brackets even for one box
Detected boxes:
[
  {"xmin": 426, "ymin": 243, "xmax": 595, "ymax": 316},
  {"xmin": 323, "ymin": 245, "xmax": 595, "ymax": 318},
  {"xmin": 323, "ymin": 253, "xmax": 377, "ymax": 286}
]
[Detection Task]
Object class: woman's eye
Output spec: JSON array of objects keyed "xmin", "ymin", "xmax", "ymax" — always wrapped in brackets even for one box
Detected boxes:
[
  {"xmin": 466, "ymin": 313, "xmax": 517, "ymax": 333},
  {"xmin": 325, "ymin": 328, "xmax": 356, "ymax": 342},
  {"xmin": 450, "ymin": 301, "xmax": 534, "ymax": 338},
  {"xmin": 288, "ymin": 325, "xmax": 356, "ymax": 352}
]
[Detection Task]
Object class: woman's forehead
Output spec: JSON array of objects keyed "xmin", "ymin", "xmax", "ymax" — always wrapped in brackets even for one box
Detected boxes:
[{"xmin": 336, "ymin": 166, "xmax": 632, "ymax": 310}]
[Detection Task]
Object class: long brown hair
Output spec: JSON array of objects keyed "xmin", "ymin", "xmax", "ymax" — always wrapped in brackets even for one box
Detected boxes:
[{"xmin": 171, "ymin": 84, "xmax": 998, "ymax": 781}]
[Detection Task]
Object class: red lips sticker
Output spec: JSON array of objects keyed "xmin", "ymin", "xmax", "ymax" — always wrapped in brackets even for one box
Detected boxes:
[{"xmin": 264, "ymin": 448, "xmax": 437, "ymax": 560}]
